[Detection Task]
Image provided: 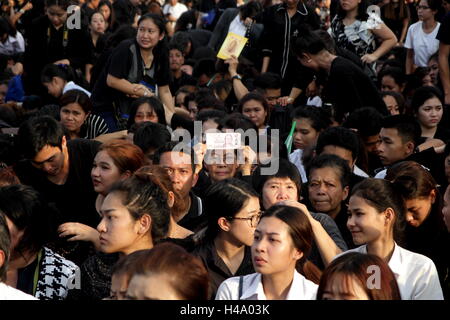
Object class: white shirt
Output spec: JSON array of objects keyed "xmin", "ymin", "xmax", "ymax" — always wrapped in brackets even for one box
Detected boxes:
[
  {"xmin": 0, "ymin": 283, "xmax": 37, "ymax": 300},
  {"xmin": 228, "ymin": 14, "xmax": 247, "ymax": 37},
  {"xmin": 163, "ymin": 2, "xmax": 188, "ymax": 20},
  {"xmin": 374, "ymin": 168, "xmax": 387, "ymax": 179},
  {"xmin": 215, "ymin": 270, "xmax": 318, "ymax": 300},
  {"xmin": 0, "ymin": 32, "xmax": 25, "ymax": 56},
  {"xmin": 337, "ymin": 243, "xmax": 444, "ymax": 300},
  {"xmin": 63, "ymin": 81, "xmax": 91, "ymax": 97},
  {"xmin": 289, "ymin": 149, "xmax": 308, "ymax": 183},
  {"xmin": 404, "ymin": 21, "xmax": 441, "ymax": 67},
  {"xmin": 353, "ymin": 165, "xmax": 369, "ymax": 178}
]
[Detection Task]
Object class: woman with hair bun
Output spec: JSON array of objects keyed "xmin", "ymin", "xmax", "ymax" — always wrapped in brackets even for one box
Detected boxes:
[{"xmin": 385, "ymin": 161, "xmax": 449, "ymax": 289}]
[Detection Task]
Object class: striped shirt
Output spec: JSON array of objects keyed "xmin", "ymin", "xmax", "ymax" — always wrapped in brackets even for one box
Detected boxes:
[{"xmin": 81, "ymin": 114, "xmax": 109, "ymax": 139}]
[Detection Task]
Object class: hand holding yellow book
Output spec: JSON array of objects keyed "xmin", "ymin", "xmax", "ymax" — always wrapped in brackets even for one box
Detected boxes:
[{"xmin": 217, "ymin": 32, "xmax": 248, "ymax": 60}]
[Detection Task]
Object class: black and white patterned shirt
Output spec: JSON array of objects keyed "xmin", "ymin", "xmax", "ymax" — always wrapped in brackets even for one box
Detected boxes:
[{"xmin": 35, "ymin": 247, "xmax": 79, "ymax": 300}]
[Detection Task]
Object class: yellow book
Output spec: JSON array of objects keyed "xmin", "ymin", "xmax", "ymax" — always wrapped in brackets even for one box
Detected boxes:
[{"xmin": 217, "ymin": 32, "xmax": 248, "ymax": 60}]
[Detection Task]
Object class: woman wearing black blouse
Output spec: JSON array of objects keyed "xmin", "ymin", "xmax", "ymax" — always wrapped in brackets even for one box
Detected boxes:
[
  {"xmin": 91, "ymin": 13, "xmax": 175, "ymax": 132},
  {"xmin": 23, "ymin": 0, "xmax": 92, "ymax": 97}
]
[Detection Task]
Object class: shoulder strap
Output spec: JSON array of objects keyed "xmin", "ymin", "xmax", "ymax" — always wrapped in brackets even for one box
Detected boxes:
[
  {"xmin": 127, "ymin": 42, "xmax": 140, "ymax": 84},
  {"xmin": 238, "ymin": 275, "xmax": 244, "ymax": 300}
]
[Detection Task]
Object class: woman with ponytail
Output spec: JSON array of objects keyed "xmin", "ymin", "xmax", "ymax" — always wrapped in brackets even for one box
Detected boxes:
[
  {"xmin": 385, "ymin": 161, "xmax": 449, "ymax": 288},
  {"xmin": 216, "ymin": 205, "xmax": 321, "ymax": 300},
  {"xmin": 41, "ymin": 63, "xmax": 91, "ymax": 99},
  {"xmin": 193, "ymin": 178, "xmax": 261, "ymax": 299},
  {"xmin": 343, "ymin": 178, "xmax": 443, "ymax": 300}
]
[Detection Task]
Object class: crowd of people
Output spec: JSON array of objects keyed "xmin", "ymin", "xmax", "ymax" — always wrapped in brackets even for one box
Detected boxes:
[{"xmin": 0, "ymin": 0, "xmax": 448, "ymax": 301}]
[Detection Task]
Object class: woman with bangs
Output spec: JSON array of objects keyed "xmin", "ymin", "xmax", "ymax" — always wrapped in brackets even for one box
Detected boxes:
[
  {"xmin": 251, "ymin": 158, "xmax": 347, "ymax": 268},
  {"xmin": 59, "ymin": 89, "xmax": 109, "ymax": 140},
  {"xmin": 238, "ymin": 92, "xmax": 270, "ymax": 131}
]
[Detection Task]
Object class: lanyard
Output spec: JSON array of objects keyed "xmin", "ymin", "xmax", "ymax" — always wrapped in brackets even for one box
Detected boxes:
[
  {"xmin": 32, "ymin": 249, "xmax": 43, "ymax": 296},
  {"xmin": 47, "ymin": 24, "xmax": 69, "ymax": 49}
]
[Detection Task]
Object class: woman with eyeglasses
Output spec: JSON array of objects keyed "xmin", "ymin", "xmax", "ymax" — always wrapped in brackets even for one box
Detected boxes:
[
  {"xmin": 405, "ymin": 0, "xmax": 442, "ymax": 74},
  {"xmin": 192, "ymin": 178, "xmax": 261, "ymax": 299}
]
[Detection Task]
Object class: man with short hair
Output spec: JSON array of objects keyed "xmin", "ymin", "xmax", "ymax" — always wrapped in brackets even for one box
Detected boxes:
[
  {"xmin": 14, "ymin": 116, "xmax": 101, "ymax": 229},
  {"xmin": 315, "ymin": 126, "xmax": 368, "ymax": 178},
  {"xmin": 375, "ymin": 115, "xmax": 446, "ymax": 185},
  {"xmin": 153, "ymin": 141, "xmax": 204, "ymax": 231},
  {"xmin": 168, "ymin": 43, "xmax": 195, "ymax": 95},
  {"xmin": 343, "ymin": 107, "xmax": 384, "ymax": 175},
  {"xmin": 0, "ymin": 213, "xmax": 37, "ymax": 299}
]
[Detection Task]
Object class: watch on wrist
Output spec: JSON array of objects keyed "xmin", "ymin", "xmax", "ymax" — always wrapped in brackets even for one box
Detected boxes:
[{"xmin": 231, "ymin": 74, "xmax": 242, "ymax": 81}]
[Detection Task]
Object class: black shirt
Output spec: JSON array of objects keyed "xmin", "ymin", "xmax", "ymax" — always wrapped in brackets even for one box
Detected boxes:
[
  {"xmin": 23, "ymin": 15, "xmax": 92, "ymax": 95},
  {"xmin": 323, "ymin": 57, "xmax": 389, "ymax": 119},
  {"xmin": 14, "ymin": 139, "xmax": 101, "ymax": 228},
  {"xmin": 91, "ymin": 39, "xmax": 171, "ymax": 115},
  {"xmin": 169, "ymin": 71, "xmax": 196, "ymax": 96},
  {"xmin": 257, "ymin": 2, "xmax": 320, "ymax": 92},
  {"xmin": 178, "ymin": 191, "xmax": 205, "ymax": 232},
  {"xmin": 192, "ymin": 241, "xmax": 254, "ymax": 299}
]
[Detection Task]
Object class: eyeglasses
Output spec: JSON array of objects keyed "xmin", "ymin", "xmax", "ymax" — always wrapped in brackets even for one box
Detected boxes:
[
  {"xmin": 227, "ymin": 211, "xmax": 263, "ymax": 227},
  {"xmin": 416, "ymin": 5, "xmax": 430, "ymax": 10}
]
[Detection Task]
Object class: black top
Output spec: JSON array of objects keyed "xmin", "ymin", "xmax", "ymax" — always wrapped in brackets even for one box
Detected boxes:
[
  {"xmin": 178, "ymin": 191, "xmax": 205, "ymax": 232},
  {"xmin": 257, "ymin": 3, "xmax": 320, "ymax": 78},
  {"xmin": 402, "ymin": 208, "xmax": 449, "ymax": 289},
  {"xmin": 192, "ymin": 241, "xmax": 254, "ymax": 299},
  {"xmin": 169, "ymin": 71, "xmax": 196, "ymax": 96},
  {"xmin": 91, "ymin": 38, "xmax": 171, "ymax": 115},
  {"xmin": 418, "ymin": 126, "xmax": 450, "ymax": 145},
  {"xmin": 437, "ymin": 13, "xmax": 450, "ymax": 44},
  {"xmin": 407, "ymin": 147, "xmax": 447, "ymax": 187},
  {"xmin": 112, "ymin": 0, "xmax": 138, "ymax": 30},
  {"xmin": 66, "ymin": 252, "xmax": 120, "ymax": 301},
  {"xmin": 382, "ymin": 6, "xmax": 408, "ymax": 41},
  {"xmin": 23, "ymin": 15, "xmax": 92, "ymax": 95},
  {"xmin": 323, "ymin": 57, "xmax": 388, "ymax": 119},
  {"xmin": 257, "ymin": 2, "xmax": 320, "ymax": 92}
]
